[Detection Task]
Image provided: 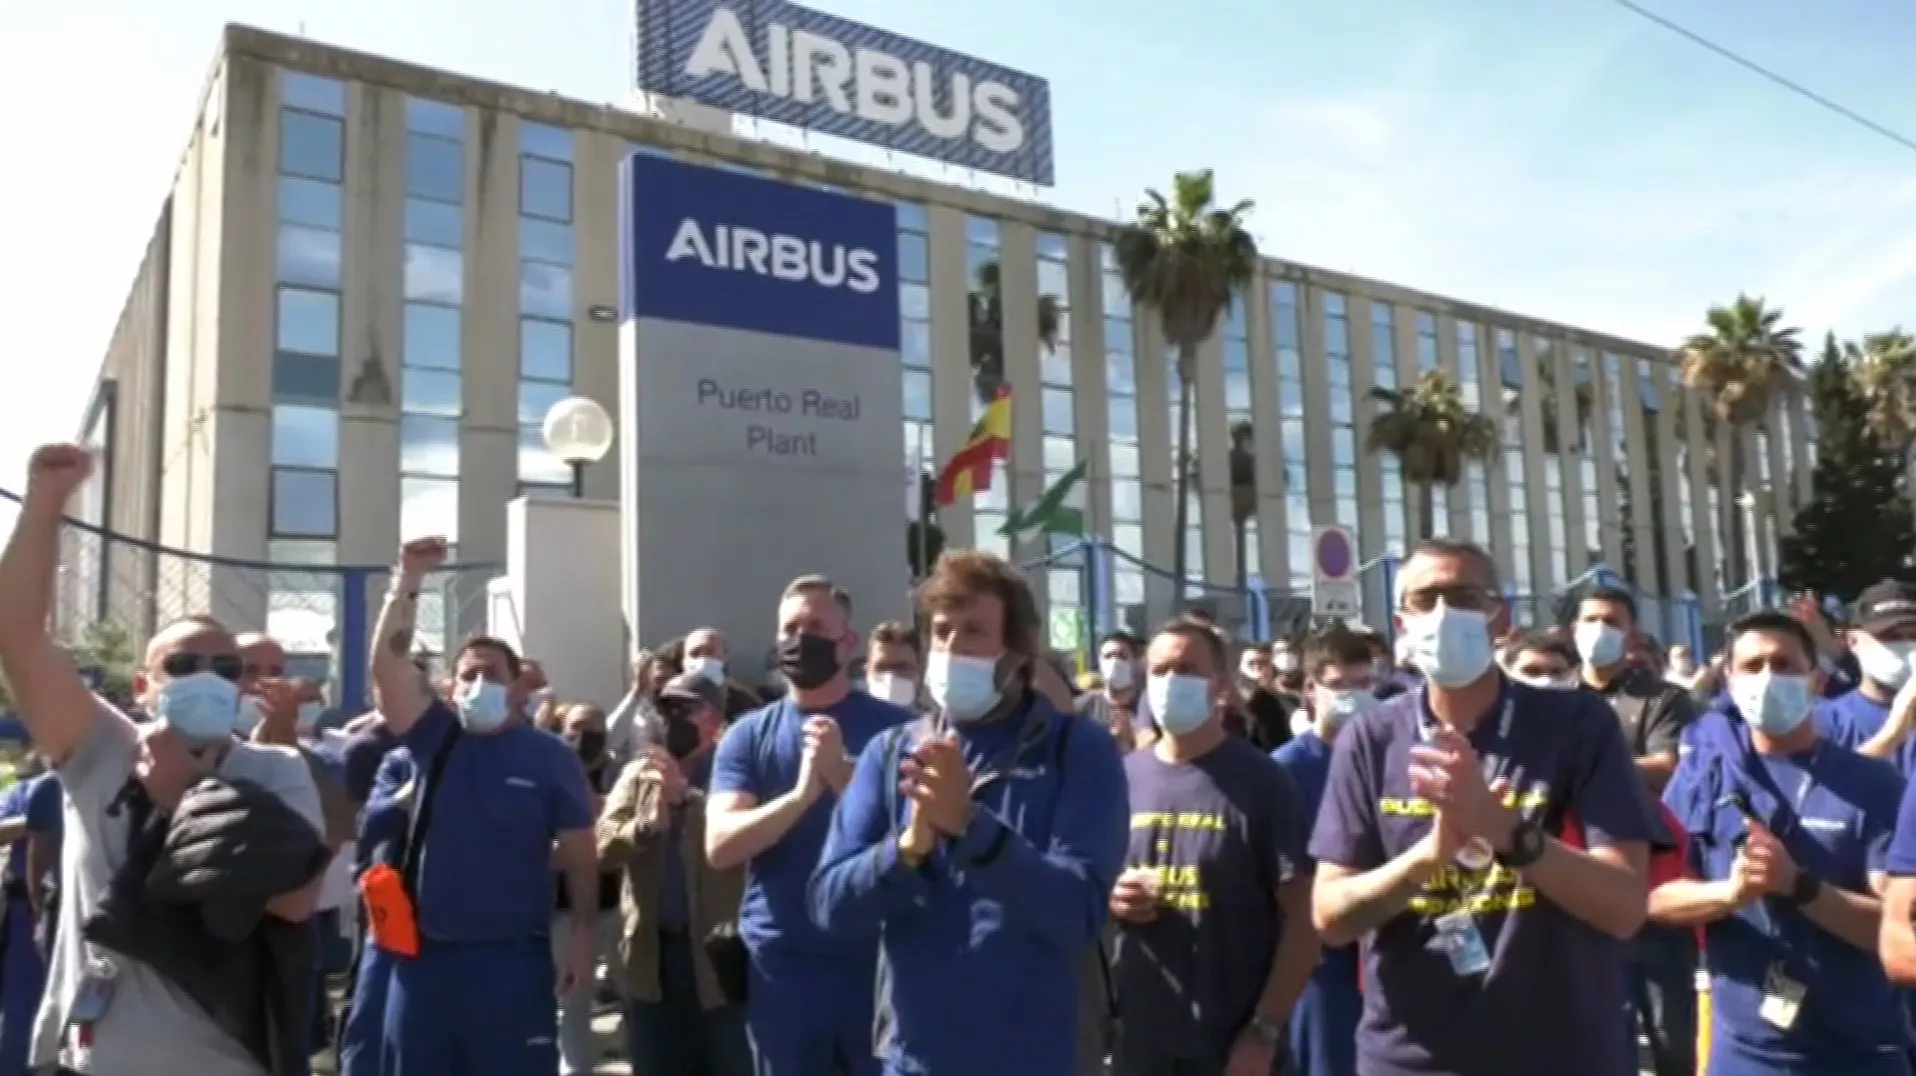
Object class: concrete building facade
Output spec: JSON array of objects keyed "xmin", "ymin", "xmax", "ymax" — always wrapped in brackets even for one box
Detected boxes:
[{"xmin": 72, "ymin": 24, "xmax": 1815, "ymax": 667}]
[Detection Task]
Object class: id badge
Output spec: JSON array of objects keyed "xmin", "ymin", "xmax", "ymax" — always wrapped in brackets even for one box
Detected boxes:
[
  {"xmin": 1758, "ymin": 965, "xmax": 1806, "ymax": 1030},
  {"xmin": 1433, "ymin": 908, "xmax": 1491, "ymax": 977},
  {"xmin": 67, "ymin": 973, "xmax": 116, "ymax": 1026}
]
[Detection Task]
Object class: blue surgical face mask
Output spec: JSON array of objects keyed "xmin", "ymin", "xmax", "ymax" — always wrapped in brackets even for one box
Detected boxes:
[
  {"xmin": 926, "ymin": 651, "xmax": 1001, "ymax": 724},
  {"xmin": 1730, "ymin": 670, "xmax": 1812, "ymax": 737},
  {"xmin": 1401, "ymin": 601, "xmax": 1494, "ymax": 689},
  {"xmin": 1324, "ymin": 687, "xmax": 1376, "ymax": 728},
  {"xmin": 1574, "ymin": 621, "xmax": 1626, "ymax": 669},
  {"xmin": 158, "ymin": 672, "xmax": 241, "ymax": 743},
  {"xmin": 296, "ymin": 701, "xmax": 325, "ymax": 731},
  {"xmin": 457, "ymin": 679, "xmax": 512, "ymax": 732},
  {"xmin": 1855, "ymin": 635, "xmax": 1915, "ymax": 690},
  {"xmin": 1148, "ymin": 674, "xmax": 1213, "ymax": 736}
]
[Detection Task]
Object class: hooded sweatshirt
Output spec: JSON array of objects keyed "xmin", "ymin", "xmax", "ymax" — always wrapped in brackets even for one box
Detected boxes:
[{"xmin": 808, "ymin": 693, "xmax": 1127, "ymax": 1076}]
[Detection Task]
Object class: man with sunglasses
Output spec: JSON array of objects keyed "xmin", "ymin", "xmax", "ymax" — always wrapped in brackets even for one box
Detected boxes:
[
  {"xmin": 1309, "ymin": 538, "xmax": 1656, "ymax": 1076},
  {"xmin": 355, "ymin": 535, "xmax": 597, "ymax": 1076},
  {"xmin": 0, "ymin": 443, "xmax": 326, "ymax": 1076}
]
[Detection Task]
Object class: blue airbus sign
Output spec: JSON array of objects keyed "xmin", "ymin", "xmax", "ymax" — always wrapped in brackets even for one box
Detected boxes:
[
  {"xmin": 633, "ymin": 0, "xmax": 1054, "ymax": 186},
  {"xmin": 622, "ymin": 153, "xmax": 901, "ymax": 350}
]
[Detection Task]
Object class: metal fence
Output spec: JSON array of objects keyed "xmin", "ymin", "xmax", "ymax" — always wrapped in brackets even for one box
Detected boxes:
[{"xmin": 22, "ymin": 490, "xmax": 501, "ymax": 709}]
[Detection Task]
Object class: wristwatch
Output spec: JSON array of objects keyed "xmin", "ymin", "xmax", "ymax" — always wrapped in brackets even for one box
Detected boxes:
[
  {"xmin": 1246, "ymin": 1013, "xmax": 1284, "ymax": 1047},
  {"xmin": 1787, "ymin": 871, "xmax": 1822, "ymax": 906},
  {"xmin": 1499, "ymin": 815, "xmax": 1546, "ymax": 869}
]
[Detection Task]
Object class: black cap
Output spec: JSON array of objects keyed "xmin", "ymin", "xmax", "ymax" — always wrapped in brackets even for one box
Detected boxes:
[
  {"xmin": 659, "ymin": 673, "xmax": 724, "ymax": 712},
  {"xmin": 1858, "ymin": 580, "xmax": 1916, "ymax": 635}
]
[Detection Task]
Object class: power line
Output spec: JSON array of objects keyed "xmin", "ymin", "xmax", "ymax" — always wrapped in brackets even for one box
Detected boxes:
[{"xmin": 1606, "ymin": 0, "xmax": 1916, "ymax": 155}]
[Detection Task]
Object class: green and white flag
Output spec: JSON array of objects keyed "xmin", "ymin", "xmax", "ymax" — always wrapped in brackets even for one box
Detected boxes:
[{"xmin": 998, "ymin": 460, "xmax": 1088, "ymax": 539}]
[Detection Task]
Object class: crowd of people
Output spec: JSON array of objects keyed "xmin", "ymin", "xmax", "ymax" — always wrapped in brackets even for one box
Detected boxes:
[{"xmin": 7, "ymin": 442, "xmax": 1916, "ymax": 1076}]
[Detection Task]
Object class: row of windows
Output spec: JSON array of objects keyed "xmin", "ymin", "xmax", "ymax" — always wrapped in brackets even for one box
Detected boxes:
[{"xmin": 516, "ymin": 121, "xmax": 578, "ymax": 491}]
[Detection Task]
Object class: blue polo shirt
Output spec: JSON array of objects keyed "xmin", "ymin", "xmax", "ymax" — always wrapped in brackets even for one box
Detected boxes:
[
  {"xmin": 1272, "ymin": 730, "xmax": 1358, "ymax": 1076},
  {"xmin": 1664, "ymin": 727, "xmax": 1906, "ymax": 1070},
  {"xmin": 341, "ymin": 721, "xmax": 400, "ymax": 804},
  {"xmin": 710, "ymin": 691, "xmax": 909, "ymax": 959},
  {"xmin": 1, "ymin": 774, "xmax": 62, "ymax": 888},
  {"xmin": 403, "ymin": 700, "xmax": 595, "ymax": 942}
]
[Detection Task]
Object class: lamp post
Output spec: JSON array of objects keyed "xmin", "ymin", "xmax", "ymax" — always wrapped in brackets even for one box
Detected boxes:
[
  {"xmin": 541, "ymin": 396, "xmax": 615, "ymax": 499},
  {"xmin": 1735, "ymin": 489, "xmax": 1762, "ymax": 591}
]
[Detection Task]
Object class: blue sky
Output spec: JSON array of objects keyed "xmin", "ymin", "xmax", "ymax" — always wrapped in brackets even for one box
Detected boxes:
[{"xmin": 4, "ymin": 0, "xmax": 1915, "ymax": 517}]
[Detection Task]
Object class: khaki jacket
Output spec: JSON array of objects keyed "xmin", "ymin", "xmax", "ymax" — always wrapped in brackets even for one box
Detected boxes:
[{"xmin": 596, "ymin": 760, "xmax": 745, "ymax": 1009}]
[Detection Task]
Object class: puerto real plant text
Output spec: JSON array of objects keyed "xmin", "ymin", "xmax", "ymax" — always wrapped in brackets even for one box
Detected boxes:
[{"xmin": 696, "ymin": 378, "xmax": 861, "ymax": 457}]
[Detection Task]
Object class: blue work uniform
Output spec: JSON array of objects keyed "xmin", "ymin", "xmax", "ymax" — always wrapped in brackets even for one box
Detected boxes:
[
  {"xmin": 1664, "ymin": 723, "xmax": 1909, "ymax": 1075},
  {"xmin": 379, "ymin": 700, "xmax": 595, "ymax": 1076},
  {"xmin": 1272, "ymin": 731, "xmax": 1358, "ymax": 1076},
  {"xmin": 340, "ymin": 749, "xmax": 415, "ymax": 1076},
  {"xmin": 710, "ymin": 692, "xmax": 910, "ymax": 1076},
  {"xmin": 0, "ymin": 773, "xmax": 59, "ymax": 1076}
]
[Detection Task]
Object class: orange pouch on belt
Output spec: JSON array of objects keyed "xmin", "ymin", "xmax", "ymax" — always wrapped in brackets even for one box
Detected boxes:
[{"xmin": 359, "ymin": 862, "xmax": 420, "ymax": 958}]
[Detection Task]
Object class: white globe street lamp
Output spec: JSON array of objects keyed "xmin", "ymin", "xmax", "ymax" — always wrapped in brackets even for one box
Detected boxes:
[{"xmin": 542, "ymin": 396, "xmax": 615, "ymax": 498}]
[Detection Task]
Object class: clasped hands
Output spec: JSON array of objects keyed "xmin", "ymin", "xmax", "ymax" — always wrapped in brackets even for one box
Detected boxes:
[
  {"xmin": 896, "ymin": 733, "xmax": 972, "ymax": 863},
  {"xmin": 1407, "ymin": 728, "xmax": 1522, "ymax": 867},
  {"xmin": 1728, "ymin": 821, "xmax": 1801, "ymax": 904}
]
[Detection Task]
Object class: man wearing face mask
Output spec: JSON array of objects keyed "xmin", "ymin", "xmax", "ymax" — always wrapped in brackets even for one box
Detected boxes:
[
  {"xmin": 811, "ymin": 550, "xmax": 1129, "ymax": 1076},
  {"xmin": 1310, "ymin": 538, "xmax": 1657, "ymax": 1076},
  {"xmin": 356, "ymin": 536, "xmax": 597, "ymax": 1076},
  {"xmin": 0, "ymin": 444, "xmax": 327, "ymax": 1076},
  {"xmin": 1499, "ymin": 630, "xmax": 1579, "ymax": 689},
  {"xmin": 1237, "ymin": 642, "xmax": 1300, "ymax": 750},
  {"xmin": 601, "ymin": 672, "xmax": 751, "ymax": 1076},
  {"xmin": 684, "ymin": 627, "xmax": 764, "ymax": 721},
  {"xmin": 1824, "ymin": 581, "xmax": 1916, "ymax": 773},
  {"xmin": 1106, "ymin": 619, "xmax": 1316, "ymax": 1076},
  {"xmin": 1653, "ymin": 611, "xmax": 1906, "ymax": 1076},
  {"xmin": 1078, "ymin": 631, "xmax": 1143, "ymax": 752},
  {"xmin": 1273, "ymin": 627, "xmax": 1376, "ymax": 1076},
  {"xmin": 705, "ymin": 574, "xmax": 909, "ymax": 1076},
  {"xmin": 865, "ymin": 621, "xmax": 924, "ymax": 710},
  {"xmin": 1574, "ymin": 585, "xmax": 1701, "ymax": 1076}
]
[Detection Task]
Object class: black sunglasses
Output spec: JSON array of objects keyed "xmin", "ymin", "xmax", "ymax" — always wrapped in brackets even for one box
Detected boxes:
[{"xmin": 160, "ymin": 652, "xmax": 243, "ymax": 683}]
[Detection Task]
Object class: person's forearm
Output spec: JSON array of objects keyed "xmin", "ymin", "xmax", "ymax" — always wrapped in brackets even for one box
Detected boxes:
[
  {"xmin": 1860, "ymin": 719, "xmax": 1910, "ymax": 760},
  {"xmin": 0, "ymin": 818, "xmax": 30, "ymax": 846},
  {"xmin": 1523, "ymin": 840, "xmax": 1647, "ymax": 938},
  {"xmin": 0, "ymin": 493, "xmax": 60, "ymax": 646},
  {"xmin": 1313, "ymin": 847, "xmax": 1441, "ymax": 947},
  {"xmin": 563, "ymin": 855, "xmax": 598, "ymax": 934},
  {"xmin": 1648, "ymin": 877, "xmax": 1742, "ymax": 927},
  {"xmin": 1797, "ymin": 881, "xmax": 1881, "ymax": 951},
  {"xmin": 1634, "ymin": 753, "xmax": 1676, "ymax": 792},
  {"xmin": 1882, "ymin": 893, "xmax": 1916, "ymax": 985},
  {"xmin": 370, "ymin": 573, "xmax": 426, "ymax": 732},
  {"xmin": 1252, "ymin": 881, "xmax": 1317, "ymax": 1025},
  {"xmin": 706, "ymin": 789, "xmax": 816, "ymax": 870}
]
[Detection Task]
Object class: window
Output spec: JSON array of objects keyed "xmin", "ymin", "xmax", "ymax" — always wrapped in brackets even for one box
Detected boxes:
[
  {"xmin": 1326, "ymin": 291, "xmax": 1362, "ymax": 607},
  {"xmin": 276, "ymin": 226, "xmax": 341, "ymax": 289},
  {"xmin": 1372, "ymin": 302, "xmax": 1407, "ymax": 547},
  {"xmin": 281, "ymin": 71, "xmax": 346, "ymax": 116},
  {"xmin": 1272, "ymin": 281, "xmax": 1310, "ymax": 593},
  {"xmin": 1037, "ymin": 233, "xmax": 1082, "ymax": 614},
  {"xmin": 899, "ymin": 201, "xmax": 934, "ymax": 559},
  {"xmin": 398, "ymin": 97, "xmax": 468, "ymax": 533},
  {"xmin": 1458, "ymin": 322, "xmax": 1489, "ymax": 542},
  {"xmin": 403, "ymin": 304, "xmax": 461, "ymax": 371},
  {"xmin": 277, "ymin": 288, "xmax": 339, "ymax": 357},
  {"xmin": 271, "ymin": 468, "xmax": 337, "ymax": 537},
  {"xmin": 405, "ymin": 200, "xmax": 461, "ymax": 248},
  {"xmin": 1224, "ymin": 296, "xmax": 1258, "ymax": 585},
  {"xmin": 279, "ymin": 112, "xmax": 343, "ymax": 182},
  {"xmin": 406, "ymin": 134, "xmax": 464, "ymax": 202},
  {"xmin": 517, "ymin": 123, "xmax": 577, "ymax": 485},
  {"xmin": 278, "ymin": 177, "xmax": 341, "ymax": 230},
  {"xmin": 1103, "ymin": 244, "xmax": 1144, "ymax": 621},
  {"xmin": 966, "ymin": 217, "xmax": 1011, "ymax": 557},
  {"xmin": 270, "ymin": 405, "xmax": 339, "ymax": 469},
  {"xmin": 1498, "ymin": 329, "xmax": 1533, "ymax": 598}
]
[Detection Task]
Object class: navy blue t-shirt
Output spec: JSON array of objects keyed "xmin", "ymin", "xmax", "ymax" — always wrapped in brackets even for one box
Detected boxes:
[
  {"xmin": 710, "ymin": 691, "xmax": 910, "ymax": 958},
  {"xmin": 403, "ymin": 700, "xmax": 595, "ymax": 942},
  {"xmin": 1666, "ymin": 729, "xmax": 1906, "ymax": 1068},
  {"xmin": 1113, "ymin": 737, "xmax": 1303, "ymax": 1060},
  {"xmin": 1308, "ymin": 680, "xmax": 1654, "ymax": 1076},
  {"xmin": 341, "ymin": 721, "xmax": 400, "ymax": 805},
  {"xmin": 1273, "ymin": 731, "xmax": 1360, "ymax": 1076}
]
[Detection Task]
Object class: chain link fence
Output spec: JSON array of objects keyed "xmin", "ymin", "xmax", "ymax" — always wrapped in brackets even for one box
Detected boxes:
[{"xmin": 29, "ymin": 490, "xmax": 501, "ymax": 709}]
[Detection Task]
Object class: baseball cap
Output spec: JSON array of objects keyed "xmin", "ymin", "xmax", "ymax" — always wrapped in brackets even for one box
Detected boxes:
[
  {"xmin": 1857, "ymin": 580, "xmax": 1916, "ymax": 635},
  {"xmin": 659, "ymin": 672, "xmax": 724, "ymax": 712}
]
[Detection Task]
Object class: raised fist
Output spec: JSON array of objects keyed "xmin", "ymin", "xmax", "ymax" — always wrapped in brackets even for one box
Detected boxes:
[
  {"xmin": 398, "ymin": 536, "xmax": 449, "ymax": 577},
  {"xmin": 26, "ymin": 444, "xmax": 92, "ymax": 502}
]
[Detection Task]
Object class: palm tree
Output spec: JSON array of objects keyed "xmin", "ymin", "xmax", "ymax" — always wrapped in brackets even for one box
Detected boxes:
[
  {"xmin": 1366, "ymin": 370, "xmax": 1500, "ymax": 540},
  {"xmin": 967, "ymin": 260, "xmax": 1063, "ymax": 404},
  {"xmin": 1227, "ymin": 420, "xmax": 1258, "ymax": 593},
  {"xmin": 1515, "ymin": 345, "xmax": 1597, "ymax": 455},
  {"xmin": 1676, "ymin": 294, "xmax": 1804, "ymax": 588},
  {"xmin": 1846, "ymin": 328, "xmax": 1916, "ymax": 455},
  {"xmin": 1114, "ymin": 170, "xmax": 1259, "ymax": 589}
]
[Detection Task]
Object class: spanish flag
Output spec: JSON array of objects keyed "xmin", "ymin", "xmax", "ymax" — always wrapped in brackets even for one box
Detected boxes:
[{"xmin": 933, "ymin": 386, "xmax": 1012, "ymax": 507}]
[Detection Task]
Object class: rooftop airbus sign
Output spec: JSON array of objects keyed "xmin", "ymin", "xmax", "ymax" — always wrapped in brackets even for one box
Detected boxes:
[{"xmin": 633, "ymin": 0, "xmax": 1055, "ymax": 186}]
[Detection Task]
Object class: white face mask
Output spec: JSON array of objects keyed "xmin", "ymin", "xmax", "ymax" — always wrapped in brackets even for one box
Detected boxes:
[
  {"xmin": 1099, "ymin": 657, "xmax": 1135, "ymax": 692},
  {"xmin": 1573, "ymin": 621, "xmax": 1627, "ymax": 669},
  {"xmin": 866, "ymin": 672, "xmax": 918, "ymax": 708},
  {"xmin": 296, "ymin": 700, "xmax": 325, "ymax": 732},
  {"xmin": 1510, "ymin": 671, "xmax": 1578, "ymax": 691},
  {"xmin": 1730, "ymin": 670, "xmax": 1813, "ymax": 737},
  {"xmin": 1271, "ymin": 653, "xmax": 1300, "ymax": 675},
  {"xmin": 235, "ymin": 695, "xmax": 264, "ymax": 736},
  {"xmin": 1855, "ymin": 635, "xmax": 1915, "ymax": 690},
  {"xmin": 1147, "ymin": 673, "xmax": 1213, "ymax": 735},
  {"xmin": 1319, "ymin": 687, "xmax": 1375, "ymax": 730},
  {"xmin": 926, "ymin": 651, "xmax": 1002, "ymax": 723},
  {"xmin": 687, "ymin": 656, "xmax": 727, "ymax": 685},
  {"xmin": 1401, "ymin": 601, "xmax": 1495, "ymax": 688},
  {"xmin": 158, "ymin": 672, "xmax": 241, "ymax": 743}
]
